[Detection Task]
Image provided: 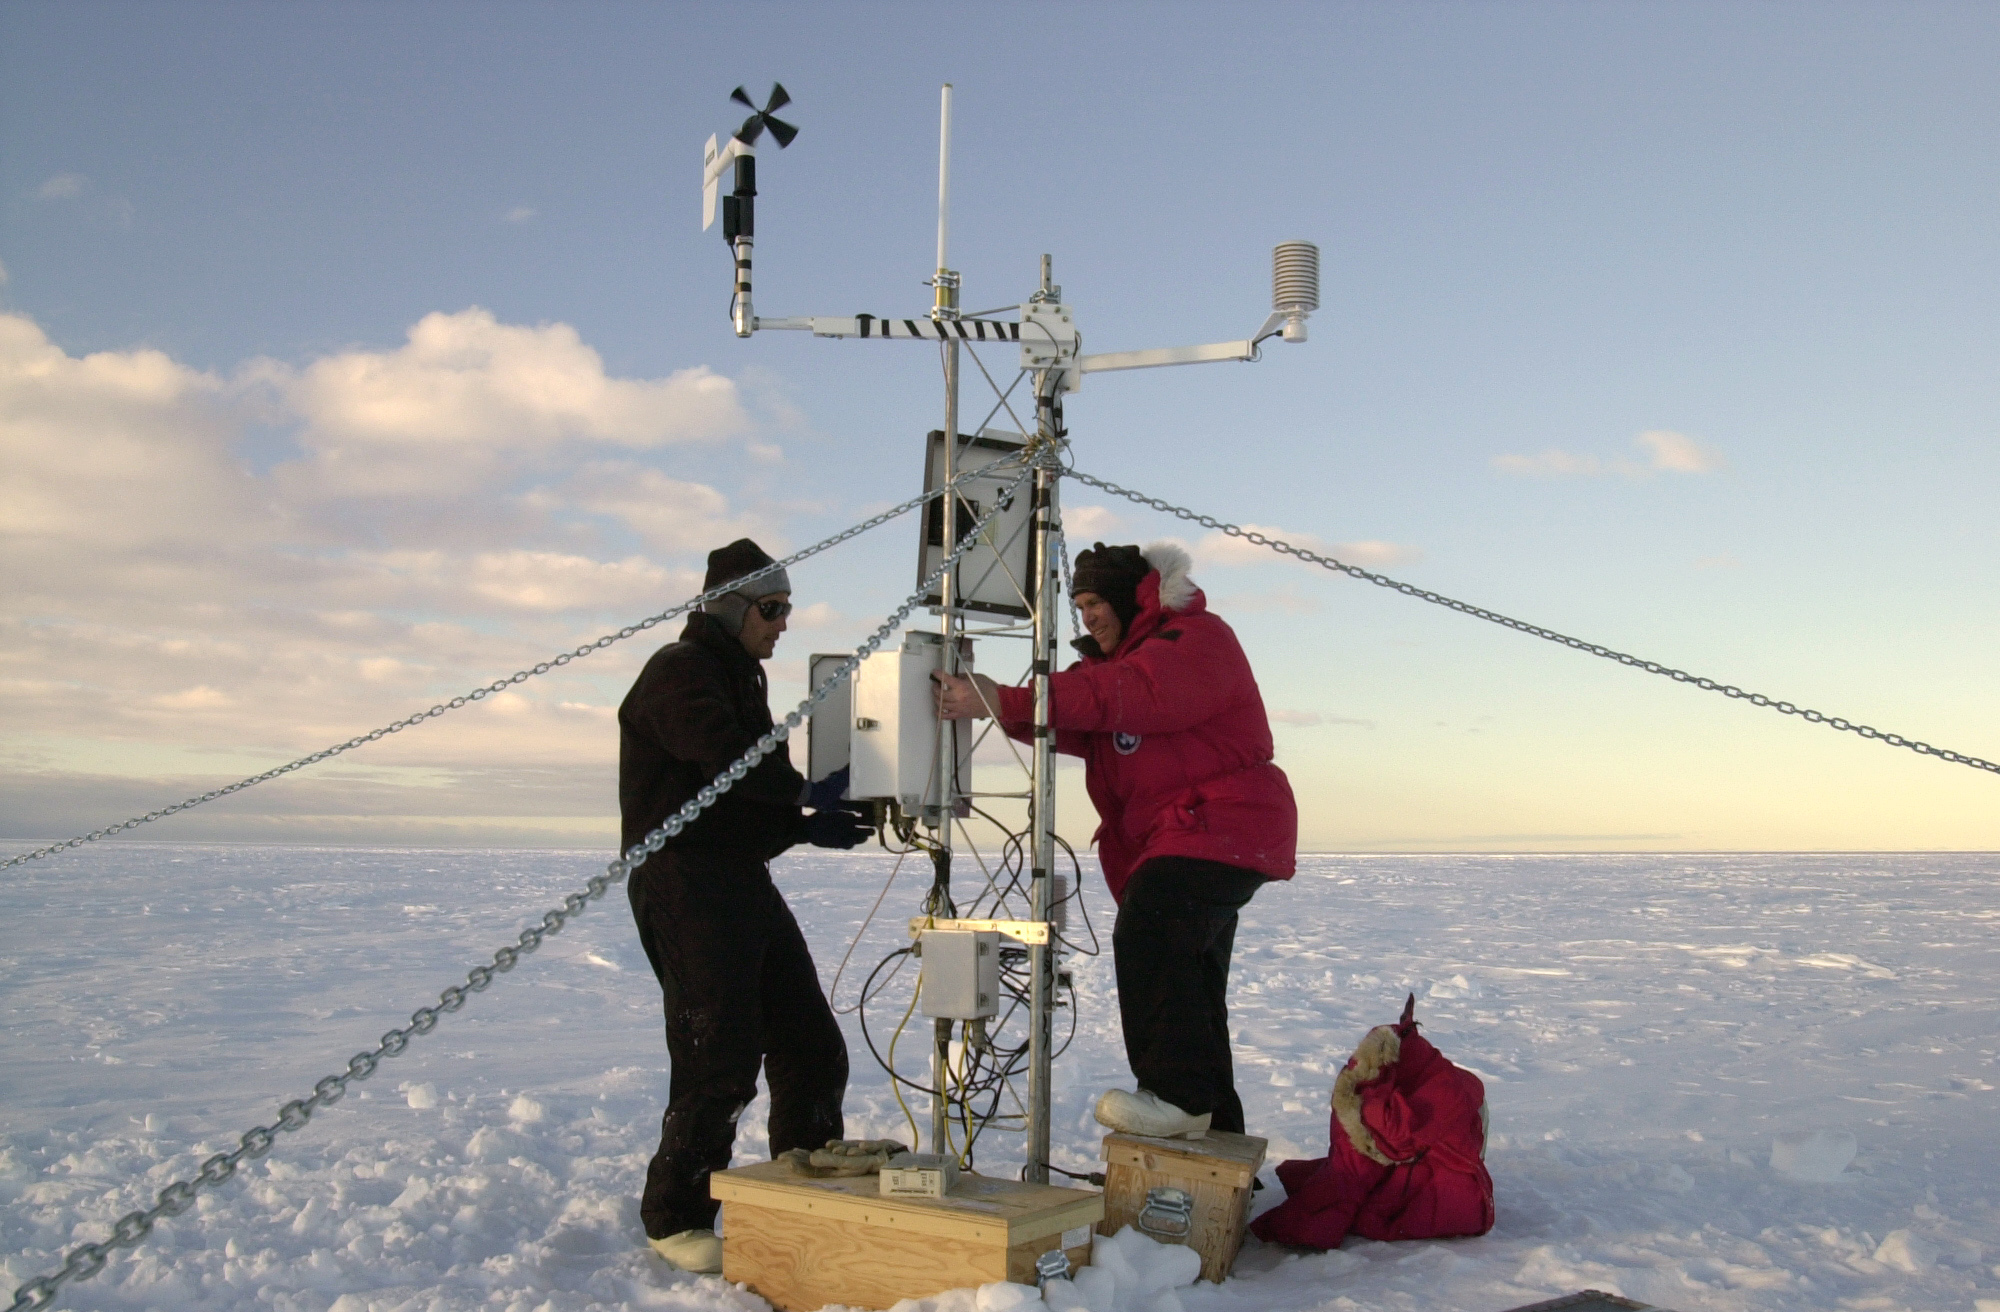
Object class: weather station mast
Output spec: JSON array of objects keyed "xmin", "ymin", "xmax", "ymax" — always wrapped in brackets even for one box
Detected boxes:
[{"xmin": 701, "ymin": 83, "xmax": 1318, "ymax": 1185}]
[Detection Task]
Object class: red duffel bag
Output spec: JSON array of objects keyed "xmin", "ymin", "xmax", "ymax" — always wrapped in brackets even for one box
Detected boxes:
[{"xmin": 1251, "ymin": 995, "xmax": 1495, "ymax": 1249}]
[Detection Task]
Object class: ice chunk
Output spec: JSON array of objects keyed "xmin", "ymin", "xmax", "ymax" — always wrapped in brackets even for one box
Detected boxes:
[
  {"xmin": 1873, "ymin": 1228, "xmax": 1938, "ymax": 1273},
  {"xmin": 975, "ymin": 1282, "xmax": 1040, "ymax": 1312},
  {"xmin": 1769, "ymin": 1129, "xmax": 1857, "ymax": 1181},
  {"xmin": 1098, "ymin": 1226, "xmax": 1201, "ymax": 1295},
  {"xmin": 1070, "ymin": 1265, "xmax": 1116, "ymax": 1312},
  {"xmin": 1040, "ymin": 1278, "xmax": 1088, "ymax": 1312},
  {"xmin": 508, "ymin": 1093, "xmax": 546, "ymax": 1124},
  {"xmin": 1092, "ymin": 1231, "xmax": 1141, "ymax": 1292},
  {"xmin": 404, "ymin": 1082, "xmax": 438, "ymax": 1110}
]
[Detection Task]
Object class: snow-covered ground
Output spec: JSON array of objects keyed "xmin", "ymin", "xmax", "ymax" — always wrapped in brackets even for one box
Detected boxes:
[{"xmin": 4, "ymin": 845, "xmax": 1998, "ymax": 1312}]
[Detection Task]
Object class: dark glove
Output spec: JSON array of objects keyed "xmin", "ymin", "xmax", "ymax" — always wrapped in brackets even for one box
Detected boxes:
[
  {"xmin": 804, "ymin": 805, "xmax": 872, "ymax": 850},
  {"xmin": 803, "ymin": 766, "xmax": 851, "ymax": 811}
]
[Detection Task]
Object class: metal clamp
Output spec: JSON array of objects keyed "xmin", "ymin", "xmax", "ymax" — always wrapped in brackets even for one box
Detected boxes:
[
  {"xmin": 1136, "ymin": 1185, "xmax": 1194, "ymax": 1241},
  {"xmin": 1034, "ymin": 1247, "xmax": 1072, "ymax": 1286}
]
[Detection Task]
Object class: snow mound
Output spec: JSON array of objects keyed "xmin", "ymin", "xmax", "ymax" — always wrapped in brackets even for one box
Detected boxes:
[
  {"xmin": 1769, "ymin": 1128, "xmax": 1857, "ymax": 1182},
  {"xmin": 893, "ymin": 1229, "xmax": 1199, "ymax": 1312},
  {"xmin": 1873, "ymin": 1228, "xmax": 1939, "ymax": 1273}
]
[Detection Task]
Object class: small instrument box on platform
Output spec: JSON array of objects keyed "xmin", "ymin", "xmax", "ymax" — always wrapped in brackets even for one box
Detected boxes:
[
  {"xmin": 712, "ymin": 1159, "xmax": 1101, "ymax": 1312},
  {"xmin": 1099, "ymin": 1129, "xmax": 1267, "ymax": 1283},
  {"xmin": 880, "ymin": 1151, "xmax": 962, "ymax": 1198}
]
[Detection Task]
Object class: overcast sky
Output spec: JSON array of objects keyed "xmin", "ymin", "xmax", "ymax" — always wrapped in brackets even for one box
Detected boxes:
[{"xmin": 3, "ymin": 1, "xmax": 1997, "ymax": 854}]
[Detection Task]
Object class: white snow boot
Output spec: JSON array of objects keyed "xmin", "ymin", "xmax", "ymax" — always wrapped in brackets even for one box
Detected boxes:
[
  {"xmin": 647, "ymin": 1228, "xmax": 723, "ymax": 1274},
  {"xmin": 1093, "ymin": 1089, "xmax": 1211, "ymax": 1139}
]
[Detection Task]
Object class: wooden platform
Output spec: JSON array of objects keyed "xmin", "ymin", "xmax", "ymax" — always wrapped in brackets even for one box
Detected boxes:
[
  {"xmin": 1099, "ymin": 1129, "xmax": 1267, "ymax": 1282},
  {"xmin": 711, "ymin": 1159, "xmax": 1103, "ymax": 1311}
]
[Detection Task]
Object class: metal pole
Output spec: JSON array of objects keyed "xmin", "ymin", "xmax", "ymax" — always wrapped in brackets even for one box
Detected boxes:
[
  {"xmin": 1024, "ymin": 255, "xmax": 1060, "ymax": 1186},
  {"xmin": 930, "ymin": 81, "xmax": 961, "ymax": 1159}
]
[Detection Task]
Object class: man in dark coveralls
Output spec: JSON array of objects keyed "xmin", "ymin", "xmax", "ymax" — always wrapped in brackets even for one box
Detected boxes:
[{"xmin": 618, "ymin": 538, "xmax": 871, "ymax": 1273}]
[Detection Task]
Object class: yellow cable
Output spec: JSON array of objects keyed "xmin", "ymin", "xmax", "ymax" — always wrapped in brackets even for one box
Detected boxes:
[{"xmin": 886, "ymin": 968, "xmax": 924, "ymax": 1150}]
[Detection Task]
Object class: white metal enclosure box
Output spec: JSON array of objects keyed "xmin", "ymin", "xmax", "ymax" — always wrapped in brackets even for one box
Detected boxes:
[
  {"xmin": 805, "ymin": 653, "xmax": 853, "ymax": 791},
  {"xmin": 919, "ymin": 929, "xmax": 1000, "ymax": 1019},
  {"xmin": 812, "ymin": 631, "xmax": 973, "ymax": 814}
]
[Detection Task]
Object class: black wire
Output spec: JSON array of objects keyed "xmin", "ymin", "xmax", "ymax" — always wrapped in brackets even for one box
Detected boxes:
[{"xmin": 855, "ymin": 948, "xmax": 944, "ymax": 1098}]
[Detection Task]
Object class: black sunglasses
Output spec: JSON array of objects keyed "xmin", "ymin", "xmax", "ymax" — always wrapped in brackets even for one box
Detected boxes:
[{"xmin": 755, "ymin": 598, "xmax": 793, "ymax": 622}]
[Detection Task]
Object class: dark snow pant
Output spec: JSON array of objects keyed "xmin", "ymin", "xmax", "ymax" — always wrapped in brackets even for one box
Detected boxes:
[
  {"xmin": 627, "ymin": 850, "xmax": 847, "ymax": 1239},
  {"xmin": 1113, "ymin": 856, "xmax": 1267, "ymax": 1135}
]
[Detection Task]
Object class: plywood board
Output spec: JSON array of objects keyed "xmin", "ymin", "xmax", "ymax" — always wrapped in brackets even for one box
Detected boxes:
[
  {"xmin": 1100, "ymin": 1129, "xmax": 1266, "ymax": 1190},
  {"xmin": 712, "ymin": 1159, "xmax": 1099, "ymax": 1243}
]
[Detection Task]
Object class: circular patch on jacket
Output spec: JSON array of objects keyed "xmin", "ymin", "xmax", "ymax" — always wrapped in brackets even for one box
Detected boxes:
[{"xmin": 1113, "ymin": 732, "xmax": 1143, "ymax": 755}]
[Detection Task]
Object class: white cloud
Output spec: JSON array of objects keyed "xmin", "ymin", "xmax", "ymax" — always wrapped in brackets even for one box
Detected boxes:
[
  {"xmin": 1193, "ymin": 524, "xmax": 1421, "ymax": 569},
  {"xmin": 258, "ymin": 308, "xmax": 750, "ymax": 500},
  {"xmin": 1269, "ymin": 709, "xmax": 1375, "ymax": 729},
  {"xmin": 36, "ymin": 173, "xmax": 85, "ymax": 200},
  {"xmin": 1208, "ymin": 588, "xmax": 1323, "ymax": 615},
  {"xmin": 0, "ymin": 309, "xmax": 779, "ymax": 809},
  {"xmin": 1492, "ymin": 430, "xmax": 1724, "ymax": 478},
  {"xmin": 1061, "ymin": 504, "xmax": 1124, "ymax": 540},
  {"xmin": 1636, "ymin": 429, "xmax": 1724, "ymax": 473},
  {"xmin": 504, "ymin": 206, "xmax": 537, "ymax": 223},
  {"xmin": 561, "ymin": 462, "xmax": 770, "ymax": 555}
]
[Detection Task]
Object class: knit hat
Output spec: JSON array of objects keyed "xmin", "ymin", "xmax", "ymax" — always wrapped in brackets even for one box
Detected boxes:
[
  {"xmin": 701, "ymin": 538, "xmax": 791, "ymax": 637},
  {"xmin": 1070, "ymin": 542, "xmax": 1149, "ymax": 632}
]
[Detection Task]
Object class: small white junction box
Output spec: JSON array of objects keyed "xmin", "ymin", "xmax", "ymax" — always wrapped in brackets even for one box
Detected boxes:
[
  {"xmin": 842, "ymin": 630, "xmax": 973, "ymax": 815},
  {"xmin": 919, "ymin": 929, "xmax": 999, "ymax": 1020},
  {"xmin": 880, "ymin": 1152, "xmax": 961, "ymax": 1199}
]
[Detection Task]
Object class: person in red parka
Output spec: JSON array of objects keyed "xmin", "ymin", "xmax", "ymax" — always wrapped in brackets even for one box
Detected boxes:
[{"xmin": 935, "ymin": 541, "xmax": 1297, "ymax": 1139}]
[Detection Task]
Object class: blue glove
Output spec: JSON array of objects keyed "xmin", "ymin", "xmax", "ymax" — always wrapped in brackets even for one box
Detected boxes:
[
  {"xmin": 805, "ymin": 805, "xmax": 872, "ymax": 850},
  {"xmin": 804, "ymin": 766, "xmax": 851, "ymax": 811}
]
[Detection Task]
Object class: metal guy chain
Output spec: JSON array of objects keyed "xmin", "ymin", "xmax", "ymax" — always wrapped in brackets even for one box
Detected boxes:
[
  {"xmin": 4, "ymin": 468, "xmax": 999, "ymax": 872},
  {"xmin": 1068, "ymin": 469, "xmax": 2000, "ymax": 780},
  {"xmin": 5, "ymin": 457, "xmax": 1037, "ymax": 1312},
  {"xmin": 1056, "ymin": 528, "xmax": 1081, "ymax": 645}
]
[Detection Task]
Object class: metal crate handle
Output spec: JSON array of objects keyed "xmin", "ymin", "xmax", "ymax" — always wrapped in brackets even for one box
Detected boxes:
[{"xmin": 1136, "ymin": 1185, "xmax": 1194, "ymax": 1240}]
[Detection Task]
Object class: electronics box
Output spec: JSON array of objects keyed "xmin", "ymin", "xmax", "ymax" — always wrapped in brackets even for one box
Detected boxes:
[
  {"xmin": 918, "ymin": 929, "xmax": 999, "ymax": 1020},
  {"xmin": 846, "ymin": 630, "xmax": 973, "ymax": 814},
  {"xmin": 806, "ymin": 653, "xmax": 853, "ymax": 792},
  {"xmin": 879, "ymin": 1152, "xmax": 962, "ymax": 1199}
]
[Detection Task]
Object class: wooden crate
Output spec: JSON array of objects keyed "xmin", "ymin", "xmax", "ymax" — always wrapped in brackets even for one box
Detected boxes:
[
  {"xmin": 711, "ymin": 1160, "xmax": 1103, "ymax": 1311},
  {"xmin": 1098, "ymin": 1130, "xmax": 1267, "ymax": 1283}
]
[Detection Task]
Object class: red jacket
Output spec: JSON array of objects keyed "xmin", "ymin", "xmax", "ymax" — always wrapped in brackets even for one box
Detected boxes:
[
  {"xmin": 1251, "ymin": 997, "xmax": 1495, "ymax": 1250},
  {"xmin": 995, "ymin": 544, "xmax": 1297, "ymax": 903}
]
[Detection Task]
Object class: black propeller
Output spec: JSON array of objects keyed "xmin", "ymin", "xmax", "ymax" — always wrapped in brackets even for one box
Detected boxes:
[{"xmin": 730, "ymin": 84, "xmax": 798, "ymax": 148}]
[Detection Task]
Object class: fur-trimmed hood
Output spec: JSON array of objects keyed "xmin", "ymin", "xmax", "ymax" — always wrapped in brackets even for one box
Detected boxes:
[
  {"xmin": 1141, "ymin": 541, "xmax": 1199, "ymax": 614},
  {"xmin": 1333, "ymin": 1023, "xmax": 1410, "ymax": 1166}
]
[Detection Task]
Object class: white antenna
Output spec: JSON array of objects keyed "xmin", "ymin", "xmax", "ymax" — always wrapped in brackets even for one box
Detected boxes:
[
  {"xmin": 936, "ymin": 83, "xmax": 953, "ymax": 274},
  {"xmin": 696, "ymin": 81, "xmax": 1315, "ymax": 1185}
]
